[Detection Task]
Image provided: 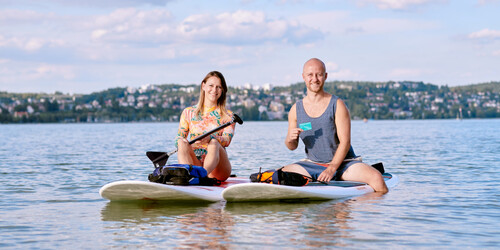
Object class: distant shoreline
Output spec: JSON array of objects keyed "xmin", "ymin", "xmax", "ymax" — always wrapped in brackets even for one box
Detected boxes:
[
  {"xmin": 2, "ymin": 81, "xmax": 499, "ymax": 123},
  {"xmin": 3, "ymin": 117, "xmax": 500, "ymax": 126}
]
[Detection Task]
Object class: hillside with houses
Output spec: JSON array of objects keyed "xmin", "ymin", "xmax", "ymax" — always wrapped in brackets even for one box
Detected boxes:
[{"xmin": 1, "ymin": 81, "xmax": 499, "ymax": 123}]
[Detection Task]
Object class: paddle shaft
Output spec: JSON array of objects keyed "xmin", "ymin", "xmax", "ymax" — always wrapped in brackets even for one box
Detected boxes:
[
  {"xmin": 187, "ymin": 118, "xmax": 236, "ymax": 144},
  {"xmin": 148, "ymin": 114, "xmax": 243, "ymax": 166},
  {"xmin": 164, "ymin": 119, "xmax": 236, "ymax": 156}
]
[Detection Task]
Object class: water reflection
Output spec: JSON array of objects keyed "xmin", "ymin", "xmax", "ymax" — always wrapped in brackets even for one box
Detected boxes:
[
  {"xmin": 175, "ymin": 203, "xmax": 234, "ymax": 249},
  {"xmin": 224, "ymin": 192, "xmax": 388, "ymax": 248},
  {"xmin": 100, "ymin": 201, "xmax": 211, "ymax": 222},
  {"xmin": 101, "ymin": 201, "xmax": 235, "ymax": 249},
  {"xmin": 224, "ymin": 200, "xmax": 328, "ymax": 215},
  {"xmin": 100, "ymin": 192, "xmax": 389, "ymax": 248}
]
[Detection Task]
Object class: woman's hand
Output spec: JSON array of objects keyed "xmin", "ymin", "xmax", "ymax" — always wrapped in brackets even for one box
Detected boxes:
[
  {"xmin": 179, "ymin": 137, "xmax": 189, "ymax": 144},
  {"xmin": 192, "ymin": 135, "xmax": 212, "ymax": 146}
]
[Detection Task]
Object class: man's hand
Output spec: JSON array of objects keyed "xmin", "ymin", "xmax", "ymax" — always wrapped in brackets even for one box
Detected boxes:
[
  {"xmin": 287, "ymin": 127, "xmax": 303, "ymax": 142},
  {"xmin": 317, "ymin": 166, "xmax": 337, "ymax": 183}
]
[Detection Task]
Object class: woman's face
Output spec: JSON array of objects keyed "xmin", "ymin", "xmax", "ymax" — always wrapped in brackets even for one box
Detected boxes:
[{"xmin": 202, "ymin": 76, "xmax": 223, "ymax": 104}]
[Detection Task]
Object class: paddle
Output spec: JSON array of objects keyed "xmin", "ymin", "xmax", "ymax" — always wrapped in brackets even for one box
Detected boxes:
[{"xmin": 146, "ymin": 113, "xmax": 243, "ymax": 167}]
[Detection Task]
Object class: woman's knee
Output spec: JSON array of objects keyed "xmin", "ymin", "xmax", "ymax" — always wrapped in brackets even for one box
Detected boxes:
[
  {"xmin": 177, "ymin": 139, "xmax": 191, "ymax": 152},
  {"xmin": 207, "ymin": 138, "xmax": 222, "ymax": 150}
]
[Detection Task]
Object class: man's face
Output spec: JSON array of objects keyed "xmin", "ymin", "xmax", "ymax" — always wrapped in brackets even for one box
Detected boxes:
[{"xmin": 302, "ymin": 61, "xmax": 327, "ymax": 93}]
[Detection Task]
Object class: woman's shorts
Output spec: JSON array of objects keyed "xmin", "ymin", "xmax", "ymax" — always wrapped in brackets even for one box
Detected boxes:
[{"xmin": 294, "ymin": 159, "xmax": 361, "ymax": 181}]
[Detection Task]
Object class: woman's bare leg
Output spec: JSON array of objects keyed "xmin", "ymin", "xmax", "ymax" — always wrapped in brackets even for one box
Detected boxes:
[
  {"xmin": 177, "ymin": 139, "xmax": 202, "ymax": 166},
  {"xmin": 204, "ymin": 139, "xmax": 231, "ymax": 181}
]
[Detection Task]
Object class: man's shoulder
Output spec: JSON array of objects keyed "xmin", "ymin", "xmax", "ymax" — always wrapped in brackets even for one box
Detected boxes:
[{"xmin": 330, "ymin": 94, "xmax": 341, "ymax": 102}]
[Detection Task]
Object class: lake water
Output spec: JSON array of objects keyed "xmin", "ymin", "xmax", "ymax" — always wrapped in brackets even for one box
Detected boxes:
[{"xmin": 1, "ymin": 119, "xmax": 499, "ymax": 249}]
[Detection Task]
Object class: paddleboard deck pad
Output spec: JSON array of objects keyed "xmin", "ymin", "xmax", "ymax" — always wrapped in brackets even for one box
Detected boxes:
[
  {"xmin": 100, "ymin": 177, "xmax": 249, "ymax": 202},
  {"xmin": 222, "ymin": 173, "xmax": 398, "ymax": 202}
]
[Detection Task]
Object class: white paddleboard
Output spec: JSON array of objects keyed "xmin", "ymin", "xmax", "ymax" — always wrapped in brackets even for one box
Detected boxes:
[
  {"xmin": 222, "ymin": 173, "xmax": 399, "ymax": 202},
  {"xmin": 100, "ymin": 177, "xmax": 249, "ymax": 202}
]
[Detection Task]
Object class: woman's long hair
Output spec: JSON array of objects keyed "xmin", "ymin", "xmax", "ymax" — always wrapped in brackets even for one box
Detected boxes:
[{"xmin": 194, "ymin": 71, "xmax": 230, "ymax": 120}]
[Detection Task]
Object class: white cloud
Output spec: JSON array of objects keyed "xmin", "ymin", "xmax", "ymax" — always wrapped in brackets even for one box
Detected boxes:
[
  {"xmin": 298, "ymin": 11, "xmax": 437, "ymax": 36},
  {"xmin": 0, "ymin": 10, "xmax": 68, "ymax": 52},
  {"xmin": 212, "ymin": 58, "xmax": 247, "ymax": 68},
  {"xmin": 0, "ymin": 9, "xmax": 57, "ymax": 23},
  {"xmin": 0, "ymin": 36, "xmax": 64, "ymax": 52},
  {"xmin": 459, "ymin": 72, "xmax": 473, "ymax": 78},
  {"xmin": 0, "ymin": 35, "xmax": 6, "ymax": 47},
  {"xmin": 347, "ymin": 18, "xmax": 438, "ymax": 34},
  {"xmin": 0, "ymin": 7, "xmax": 324, "ymax": 68},
  {"xmin": 324, "ymin": 62, "xmax": 360, "ymax": 79},
  {"xmin": 0, "ymin": 0, "xmax": 174, "ymax": 8},
  {"xmin": 468, "ymin": 28, "xmax": 500, "ymax": 39},
  {"xmin": 87, "ymin": 9, "xmax": 322, "ymax": 46},
  {"xmin": 86, "ymin": 8, "xmax": 174, "ymax": 43},
  {"xmin": 24, "ymin": 38, "xmax": 44, "ymax": 51},
  {"xmin": 91, "ymin": 29, "xmax": 108, "ymax": 40},
  {"xmin": 177, "ymin": 10, "xmax": 322, "ymax": 45},
  {"xmin": 325, "ymin": 62, "xmax": 339, "ymax": 72},
  {"xmin": 36, "ymin": 64, "xmax": 76, "ymax": 80},
  {"xmin": 296, "ymin": 11, "xmax": 350, "ymax": 34},
  {"xmin": 493, "ymin": 50, "xmax": 500, "ymax": 56},
  {"xmin": 356, "ymin": 0, "xmax": 442, "ymax": 10},
  {"xmin": 0, "ymin": 63, "xmax": 76, "ymax": 90},
  {"xmin": 477, "ymin": 0, "xmax": 499, "ymax": 5},
  {"xmin": 330, "ymin": 69, "xmax": 360, "ymax": 79},
  {"xmin": 389, "ymin": 68, "xmax": 425, "ymax": 78}
]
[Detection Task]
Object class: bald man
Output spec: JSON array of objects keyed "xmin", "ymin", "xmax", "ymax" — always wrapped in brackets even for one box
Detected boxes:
[{"xmin": 283, "ymin": 58, "xmax": 388, "ymax": 192}]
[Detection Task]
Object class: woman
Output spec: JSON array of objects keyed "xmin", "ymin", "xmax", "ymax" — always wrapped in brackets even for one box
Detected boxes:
[{"xmin": 175, "ymin": 71, "xmax": 235, "ymax": 181}]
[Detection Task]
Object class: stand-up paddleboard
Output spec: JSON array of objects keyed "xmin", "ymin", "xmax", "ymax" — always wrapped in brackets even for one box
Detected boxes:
[
  {"xmin": 222, "ymin": 173, "xmax": 398, "ymax": 202},
  {"xmin": 100, "ymin": 177, "xmax": 249, "ymax": 202}
]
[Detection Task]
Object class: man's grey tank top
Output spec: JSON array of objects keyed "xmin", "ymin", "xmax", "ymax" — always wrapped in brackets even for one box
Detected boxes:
[{"xmin": 296, "ymin": 95, "xmax": 356, "ymax": 163}]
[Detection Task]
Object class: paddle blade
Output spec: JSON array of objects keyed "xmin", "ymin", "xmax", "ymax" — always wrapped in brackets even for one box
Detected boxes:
[
  {"xmin": 371, "ymin": 162, "xmax": 385, "ymax": 174},
  {"xmin": 146, "ymin": 151, "xmax": 168, "ymax": 167}
]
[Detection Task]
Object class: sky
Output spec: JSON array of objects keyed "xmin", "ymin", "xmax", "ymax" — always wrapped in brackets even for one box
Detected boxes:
[{"xmin": 0, "ymin": 0, "xmax": 499, "ymax": 94}]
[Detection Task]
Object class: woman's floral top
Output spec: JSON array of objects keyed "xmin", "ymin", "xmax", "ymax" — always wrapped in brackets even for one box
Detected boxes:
[{"xmin": 175, "ymin": 105, "xmax": 235, "ymax": 162}]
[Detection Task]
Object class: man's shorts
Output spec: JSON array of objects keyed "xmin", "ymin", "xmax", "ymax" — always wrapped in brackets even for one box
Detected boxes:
[{"xmin": 294, "ymin": 158, "xmax": 362, "ymax": 181}]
